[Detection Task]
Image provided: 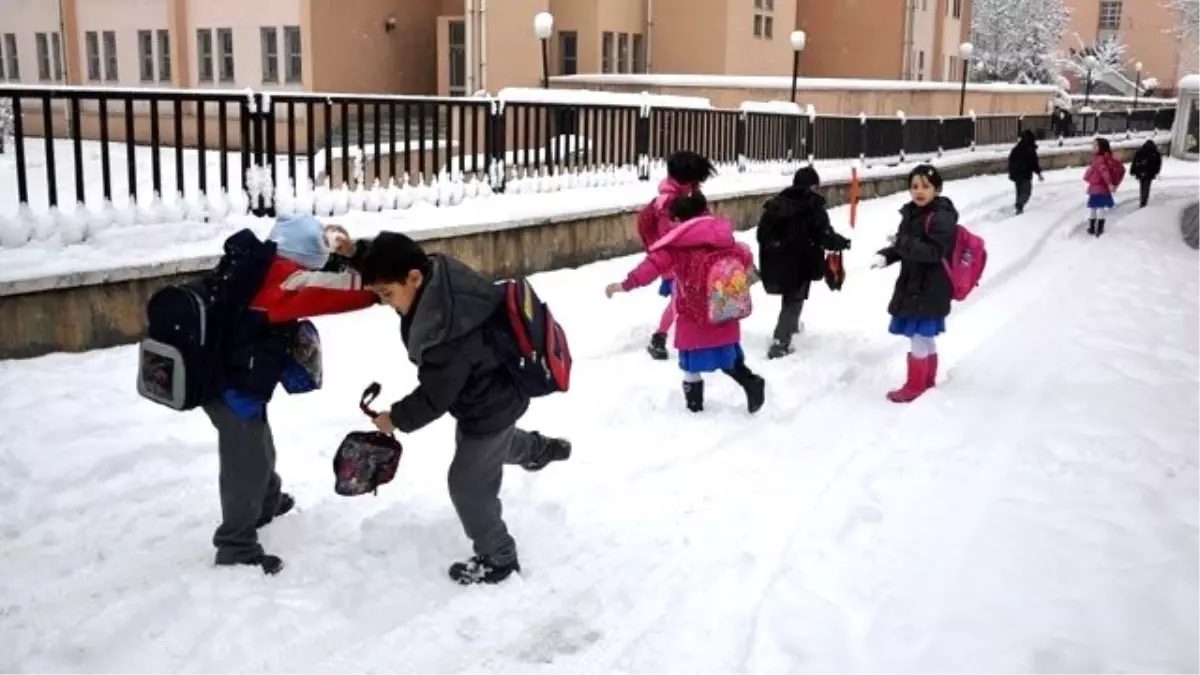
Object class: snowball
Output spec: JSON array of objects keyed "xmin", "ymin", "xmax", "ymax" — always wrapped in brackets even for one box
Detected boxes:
[{"xmin": 0, "ymin": 210, "xmax": 32, "ymax": 248}]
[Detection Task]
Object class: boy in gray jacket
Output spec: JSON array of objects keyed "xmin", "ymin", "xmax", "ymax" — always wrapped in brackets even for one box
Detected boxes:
[{"xmin": 357, "ymin": 232, "xmax": 571, "ymax": 585}]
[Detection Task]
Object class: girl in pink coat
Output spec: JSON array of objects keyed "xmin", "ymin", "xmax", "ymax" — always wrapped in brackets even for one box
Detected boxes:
[
  {"xmin": 636, "ymin": 151, "xmax": 717, "ymax": 361},
  {"xmin": 1083, "ymin": 137, "xmax": 1126, "ymax": 237},
  {"xmin": 608, "ymin": 189, "xmax": 766, "ymax": 414}
]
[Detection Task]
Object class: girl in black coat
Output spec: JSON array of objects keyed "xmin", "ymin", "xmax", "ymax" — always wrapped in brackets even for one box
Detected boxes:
[
  {"xmin": 757, "ymin": 166, "xmax": 851, "ymax": 358},
  {"xmin": 1007, "ymin": 129, "xmax": 1044, "ymax": 215},
  {"xmin": 1130, "ymin": 140, "xmax": 1163, "ymax": 208},
  {"xmin": 871, "ymin": 164, "xmax": 958, "ymax": 403}
]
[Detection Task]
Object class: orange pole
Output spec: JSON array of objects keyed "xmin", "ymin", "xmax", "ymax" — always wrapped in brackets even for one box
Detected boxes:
[{"xmin": 849, "ymin": 166, "xmax": 860, "ymax": 229}]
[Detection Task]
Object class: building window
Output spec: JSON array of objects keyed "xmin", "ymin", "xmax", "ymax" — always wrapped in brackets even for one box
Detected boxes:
[
  {"xmin": 918, "ymin": 50, "xmax": 925, "ymax": 80},
  {"xmin": 3, "ymin": 33, "xmax": 19, "ymax": 81},
  {"xmin": 754, "ymin": 0, "xmax": 774, "ymax": 39},
  {"xmin": 102, "ymin": 30, "xmax": 118, "ymax": 81},
  {"xmin": 197, "ymin": 29, "xmax": 213, "ymax": 82},
  {"xmin": 284, "ymin": 26, "xmax": 302, "ymax": 83},
  {"xmin": 138, "ymin": 30, "xmax": 155, "ymax": 82},
  {"xmin": 632, "ymin": 33, "xmax": 644, "ymax": 72},
  {"xmin": 36, "ymin": 33, "xmax": 51, "ymax": 81},
  {"xmin": 558, "ymin": 31, "xmax": 577, "ymax": 75},
  {"xmin": 601, "ymin": 31, "xmax": 613, "ymax": 73},
  {"xmin": 617, "ymin": 33, "xmax": 629, "ymax": 73},
  {"xmin": 952, "ymin": 0, "xmax": 963, "ymax": 18},
  {"xmin": 86, "ymin": 31, "xmax": 100, "ymax": 81},
  {"xmin": 948, "ymin": 55, "xmax": 958, "ymax": 81},
  {"xmin": 217, "ymin": 28, "xmax": 234, "ymax": 83},
  {"xmin": 157, "ymin": 29, "xmax": 171, "ymax": 82},
  {"xmin": 1098, "ymin": 1, "xmax": 1122, "ymax": 30},
  {"xmin": 260, "ymin": 27, "xmax": 278, "ymax": 83},
  {"xmin": 448, "ymin": 20, "xmax": 465, "ymax": 95},
  {"xmin": 51, "ymin": 31, "xmax": 63, "ymax": 81}
]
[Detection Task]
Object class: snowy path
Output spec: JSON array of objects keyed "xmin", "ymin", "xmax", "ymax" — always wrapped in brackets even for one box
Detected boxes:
[{"xmin": 0, "ymin": 163, "xmax": 1197, "ymax": 673}]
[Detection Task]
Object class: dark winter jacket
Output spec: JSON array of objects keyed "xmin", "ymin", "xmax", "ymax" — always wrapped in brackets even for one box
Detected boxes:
[
  {"xmin": 388, "ymin": 254, "xmax": 529, "ymax": 436},
  {"xmin": 1052, "ymin": 108, "xmax": 1073, "ymax": 138},
  {"xmin": 877, "ymin": 196, "xmax": 958, "ymax": 319},
  {"xmin": 756, "ymin": 186, "xmax": 850, "ymax": 295},
  {"xmin": 1131, "ymin": 141, "xmax": 1163, "ymax": 181},
  {"xmin": 1007, "ymin": 130, "xmax": 1043, "ymax": 182}
]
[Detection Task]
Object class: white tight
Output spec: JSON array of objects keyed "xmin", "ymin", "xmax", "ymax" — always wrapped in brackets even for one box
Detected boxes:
[
  {"xmin": 911, "ymin": 335, "xmax": 937, "ymax": 358},
  {"xmin": 1089, "ymin": 207, "xmax": 1109, "ymax": 219},
  {"xmin": 683, "ymin": 371, "xmax": 703, "ymax": 383}
]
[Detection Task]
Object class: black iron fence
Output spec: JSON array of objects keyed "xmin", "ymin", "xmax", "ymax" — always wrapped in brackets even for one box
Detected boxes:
[{"xmin": 0, "ymin": 85, "xmax": 1175, "ymax": 218}]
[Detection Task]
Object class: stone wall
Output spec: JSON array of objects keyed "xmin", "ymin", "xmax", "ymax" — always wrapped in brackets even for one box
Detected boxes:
[{"xmin": 0, "ymin": 142, "xmax": 1163, "ymax": 360}]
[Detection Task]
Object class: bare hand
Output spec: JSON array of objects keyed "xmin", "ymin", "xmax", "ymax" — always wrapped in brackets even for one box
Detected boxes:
[
  {"xmin": 373, "ymin": 412, "xmax": 396, "ymax": 435},
  {"xmin": 605, "ymin": 282, "xmax": 624, "ymax": 299},
  {"xmin": 324, "ymin": 224, "xmax": 355, "ymax": 256}
]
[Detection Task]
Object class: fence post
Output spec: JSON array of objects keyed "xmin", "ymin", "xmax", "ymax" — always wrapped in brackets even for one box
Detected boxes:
[
  {"xmin": 246, "ymin": 91, "xmax": 276, "ymax": 218},
  {"xmin": 806, "ymin": 104, "xmax": 816, "ymax": 164},
  {"xmin": 858, "ymin": 112, "xmax": 868, "ymax": 164},
  {"xmin": 896, "ymin": 110, "xmax": 906, "ymax": 164},
  {"xmin": 969, "ymin": 110, "xmax": 977, "ymax": 151},
  {"xmin": 937, "ymin": 116, "xmax": 944, "ymax": 157},
  {"xmin": 487, "ymin": 98, "xmax": 507, "ymax": 194},
  {"xmin": 637, "ymin": 98, "xmax": 651, "ymax": 181},
  {"xmin": 1093, "ymin": 109, "xmax": 1101, "ymax": 137},
  {"xmin": 1125, "ymin": 107, "xmax": 1132, "ymax": 139},
  {"xmin": 736, "ymin": 111, "xmax": 747, "ymax": 172}
]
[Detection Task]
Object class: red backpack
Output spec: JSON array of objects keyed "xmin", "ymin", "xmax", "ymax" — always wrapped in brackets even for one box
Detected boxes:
[
  {"xmin": 925, "ymin": 214, "xmax": 987, "ymax": 302},
  {"xmin": 490, "ymin": 277, "xmax": 572, "ymax": 397}
]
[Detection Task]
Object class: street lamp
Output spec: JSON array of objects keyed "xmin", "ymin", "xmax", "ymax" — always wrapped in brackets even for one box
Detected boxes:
[
  {"xmin": 958, "ymin": 42, "xmax": 974, "ymax": 116},
  {"xmin": 1133, "ymin": 60, "xmax": 1143, "ymax": 109},
  {"xmin": 1083, "ymin": 54, "xmax": 1098, "ymax": 107},
  {"xmin": 533, "ymin": 12, "xmax": 554, "ymax": 89},
  {"xmin": 789, "ymin": 30, "xmax": 807, "ymax": 102}
]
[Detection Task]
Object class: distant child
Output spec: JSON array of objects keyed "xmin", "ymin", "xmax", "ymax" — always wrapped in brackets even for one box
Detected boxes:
[
  {"xmin": 870, "ymin": 165, "xmax": 958, "ymax": 404},
  {"xmin": 757, "ymin": 166, "xmax": 851, "ymax": 359},
  {"xmin": 608, "ymin": 189, "xmax": 765, "ymax": 414},
  {"xmin": 1130, "ymin": 139, "xmax": 1163, "ymax": 208},
  {"xmin": 637, "ymin": 150, "xmax": 718, "ymax": 361},
  {"xmin": 1083, "ymin": 137, "xmax": 1126, "ymax": 237},
  {"xmin": 206, "ymin": 215, "xmax": 377, "ymax": 574},
  {"xmin": 1007, "ymin": 129, "xmax": 1045, "ymax": 215}
]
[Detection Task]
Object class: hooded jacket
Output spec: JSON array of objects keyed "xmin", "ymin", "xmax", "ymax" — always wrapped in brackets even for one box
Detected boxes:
[
  {"xmin": 388, "ymin": 254, "xmax": 529, "ymax": 435},
  {"xmin": 756, "ymin": 186, "xmax": 850, "ymax": 294},
  {"xmin": 1131, "ymin": 140, "xmax": 1163, "ymax": 181},
  {"xmin": 877, "ymin": 196, "xmax": 959, "ymax": 319},
  {"xmin": 1007, "ymin": 129, "xmax": 1043, "ymax": 182}
]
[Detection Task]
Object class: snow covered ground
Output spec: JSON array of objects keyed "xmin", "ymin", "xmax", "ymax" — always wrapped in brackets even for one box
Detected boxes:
[
  {"xmin": 0, "ymin": 161, "xmax": 1197, "ymax": 673},
  {"xmin": 0, "ymin": 132, "xmax": 1165, "ymax": 287}
]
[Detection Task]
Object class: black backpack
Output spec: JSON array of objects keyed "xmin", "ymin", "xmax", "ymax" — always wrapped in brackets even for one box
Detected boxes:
[
  {"xmin": 489, "ymin": 277, "xmax": 572, "ymax": 398},
  {"xmin": 333, "ymin": 383, "xmax": 404, "ymax": 497},
  {"xmin": 136, "ymin": 230, "xmax": 274, "ymax": 411}
]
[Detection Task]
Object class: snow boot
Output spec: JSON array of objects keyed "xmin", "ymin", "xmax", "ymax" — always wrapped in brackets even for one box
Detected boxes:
[
  {"xmin": 767, "ymin": 339, "xmax": 794, "ymax": 360},
  {"xmin": 256, "ymin": 492, "xmax": 295, "ymax": 528},
  {"xmin": 448, "ymin": 555, "xmax": 520, "ymax": 586},
  {"xmin": 1087, "ymin": 218, "xmax": 1097, "ymax": 235},
  {"xmin": 1096, "ymin": 219, "xmax": 1106, "ymax": 237},
  {"xmin": 723, "ymin": 360, "xmax": 766, "ymax": 414},
  {"xmin": 647, "ymin": 332, "xmax": 669, "ymax": 361},
  {"xmin": 683, "ymin": 380, "xmax": 704, "ymax": 413},
  {"xmin": 217, "ymin": 552, "xmax": 284, "ymax": 576},
  {"xmin": 927, "ymin": 353, "xmax": 938, "ymax": 389},
  {"xmin": 521, "ymin": 434, "xmax": 572, "ymax": 472},
  {"xmin": 887, "ymin": 354, "xmax": 931, "ymax": 403}
]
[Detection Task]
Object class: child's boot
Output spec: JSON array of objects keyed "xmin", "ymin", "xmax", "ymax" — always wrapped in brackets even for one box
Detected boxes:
[
  {"xmin": 927, "ymin": 353, "xmax": 938, "ymax": 388},
  {"xmin": 1087, "ymin": 218, "xmax": 1097, "ymax": 235},
  {"xmin": 767, "ymin": 339, "xmax": 794, "ymax": 360},
  {"xmin": 723, "ymin": 360, "xmax": 766, "ymax": 414},
  {"xmin": 1096, "ymin": 219, "xmax": 1106, "ymax": 237},
  {"xmin": 887, "ymin": 354, "xmax": 931, "ymax": 403},
  {"xmin": 647, "ymin": 332, "xmax": 669, "ymax": 360},
  {"xmin": 683, "ymin": 380, "xmax": 704, "ymax": 412}
]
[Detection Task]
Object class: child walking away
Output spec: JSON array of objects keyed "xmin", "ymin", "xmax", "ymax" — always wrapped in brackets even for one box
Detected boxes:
[
  {"xmin": 1083, "ymin": 138, "xmax": 1126, "ymax": 237},
  {"xmin": 608, "ymin": 189, "xmax": 765, "ymax": 414},
  {"xmin": 353, "ymin": 233, "xmax": 572, "ymax": 586},
  {"xmin": 636, "ymin": 151, "xmax": 718, "ymax": 361},
  {"xmin": 1007, "ymin": 129, "xmax": 1044, "ymax": 215},
  {"xmin": 871, "ymin": 165, "xmax": 959, "ymax": 404},
  {"xmin": 1130, "ymin": 139, "xmax": 1162, "ymax": 208},
  {"xmin": 757, "ymin": 166, "xmax": 851, "ymax": 359}
]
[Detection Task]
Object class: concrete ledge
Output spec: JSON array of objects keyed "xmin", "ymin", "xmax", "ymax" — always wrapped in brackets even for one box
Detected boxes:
[{"xmin": 0, "ymin": 142, "xmax": 1162, "ymax": 360}]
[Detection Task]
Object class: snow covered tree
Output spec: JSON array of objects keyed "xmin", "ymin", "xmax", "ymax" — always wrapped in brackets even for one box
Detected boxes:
[
  {"xmin": 1059, "ymin": 33, "xmax": 1130, "ymax": 89},
  {"xmin": 1161, "ymin": 0, "xmax": 1200, "ymax": 76},
  {"xmin": 0, "ymin": 98, "xmax": 13, "ymax": 155},
  {"xmin": 970, "ymin": 0, "xmax": 1071, "ymax": 83}
]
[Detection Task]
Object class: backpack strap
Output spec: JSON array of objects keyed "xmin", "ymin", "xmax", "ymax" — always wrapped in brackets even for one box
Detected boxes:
[{"xmin": 922, "ymin": 213, "xmax": 954, "ymax": 276}]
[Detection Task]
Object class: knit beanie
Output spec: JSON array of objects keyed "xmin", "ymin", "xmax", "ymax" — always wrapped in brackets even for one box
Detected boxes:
[{"xmin": 268, "ymin": 214, "xmax": 330, "ymax": 270}]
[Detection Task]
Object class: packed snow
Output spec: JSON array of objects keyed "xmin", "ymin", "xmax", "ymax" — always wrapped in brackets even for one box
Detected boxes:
[
  {"xmin": 552, "ymin": 73, "xmax": 1060, "ymax": 94},
  {"xmin": 1, "ymin": 159, "xmax": 1197, "ymax": 673},
  {"xmin": 0, "ymin": 132, "xmax": 1166, "ymax": 287}
]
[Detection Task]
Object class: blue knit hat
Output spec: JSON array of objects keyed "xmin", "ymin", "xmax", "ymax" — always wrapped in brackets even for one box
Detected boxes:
[{"xmin": 268, "ymin": 214, "xmax": 329, "ymax": 270}]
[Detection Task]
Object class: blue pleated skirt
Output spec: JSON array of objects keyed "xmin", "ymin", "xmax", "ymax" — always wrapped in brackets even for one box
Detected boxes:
[
  {"xmin": 678, "ymin": 344, "xmax": 743, "ymax": 374},
  {"xmin": 888, "ymin": 315, "xmax": 946, "ymax": 338}
]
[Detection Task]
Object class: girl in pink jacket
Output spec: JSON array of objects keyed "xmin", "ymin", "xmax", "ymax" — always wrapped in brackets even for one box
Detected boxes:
[
  {"xmin": 636, "ymin": 151, "xmax": 717, "ymax": 361},
  {"xmin": 609, "ymin": 189, "xmax": 766, "ymax": 414},
  {"xmin": 1083, "ymin": 137, "xmax": 1126, "ymax": 237}
]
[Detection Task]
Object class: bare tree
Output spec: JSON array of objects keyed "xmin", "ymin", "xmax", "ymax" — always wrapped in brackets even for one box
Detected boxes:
[{"xmin": 1162, "ymin": 0, "xmax": 1200, "ymax": 76}]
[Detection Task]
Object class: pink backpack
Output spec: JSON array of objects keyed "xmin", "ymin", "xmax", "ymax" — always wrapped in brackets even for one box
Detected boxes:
[
  {"xmin": 925, "ymin": 214, "xmax": 986, "ymax": 301},
  {"xmin": 677, "ymin": 243, "xmax": 755, "ymax": 324},
  {"xmin": 636, "ymin": 200, "xmax": 659, "ymax": 249}
]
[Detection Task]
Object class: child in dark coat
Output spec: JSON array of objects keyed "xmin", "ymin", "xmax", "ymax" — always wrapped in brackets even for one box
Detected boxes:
[
  {"xmin": 871, "ymin": 165, "xmax": 958, "ymax": 404},
  {"xmin": 1007, "ymin": 129, "xmax": 1044, "ymax": 214},
  {"xmin": 756, "ymin": 166, "xmax": 851, "ymax": 358},
  {"xmin": 1130, "ymin": 140, "xmax": 1163, "ymax": 208},
  {"xmin": 352, "ymin": 232, "xmax": 572, "ymax": 586}
]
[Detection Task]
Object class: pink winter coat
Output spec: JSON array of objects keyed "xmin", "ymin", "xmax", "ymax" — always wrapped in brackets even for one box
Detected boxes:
[
  {"xmin": 1084, "ymin": 153, "xmax": 1125, "ymax": 196},
  {"xmin": 639, "ymin": 178, "xmax": 693, "ymax": 280},
  {"xmin": 621, "ymin": 214, "xmax": 752, "ymax": 351}
]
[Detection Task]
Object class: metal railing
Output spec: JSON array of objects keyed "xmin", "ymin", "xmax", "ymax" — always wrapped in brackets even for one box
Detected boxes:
[{"xmin": 0, "ymin": 84, "xmax": 1175, "ymax": 218}]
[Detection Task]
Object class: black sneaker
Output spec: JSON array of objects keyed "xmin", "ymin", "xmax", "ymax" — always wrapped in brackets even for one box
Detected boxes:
[
  {"xmin": 448, "ymin": 556, "xmax": 520, "ymax": 585},
  {"xmin": 767, "ymin": 340, "xmax": 794, "ymax": 360},
  {"xmin": 216, "ymin": 553, "xmax": 285, "ymax": 576},
  {"xmin": 257, "ymin": 493, "xmax": 295, "ymax": 528},
  {"xmin": 647, "ymin": 332, "xmax": 669, "ymax": 361},
  {"xmin": 522, "ymin": 434, "xmax": 572, "ymax": 472}
]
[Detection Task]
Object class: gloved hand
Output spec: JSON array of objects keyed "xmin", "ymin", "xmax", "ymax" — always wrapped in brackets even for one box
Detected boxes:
[{"xmin": 870, "ymin": 254, "xmax": 889, "ymax": 269}]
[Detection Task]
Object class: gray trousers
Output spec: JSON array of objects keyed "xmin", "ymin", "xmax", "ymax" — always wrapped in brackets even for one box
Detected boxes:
[
  {"xmin": 1015, "ymin": 178, "xmax": 1033, "ymax": 211},
  {"xmin": 773, "ymin": 283, "xmax": 811, "ymax": 342},
  {"xmin": 202, "ymin": 401, "xmax": 282, "ymax": 564},
  {"xmin": 449, "ymin": 425, "xmax": 542, "ymax": 566}
]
